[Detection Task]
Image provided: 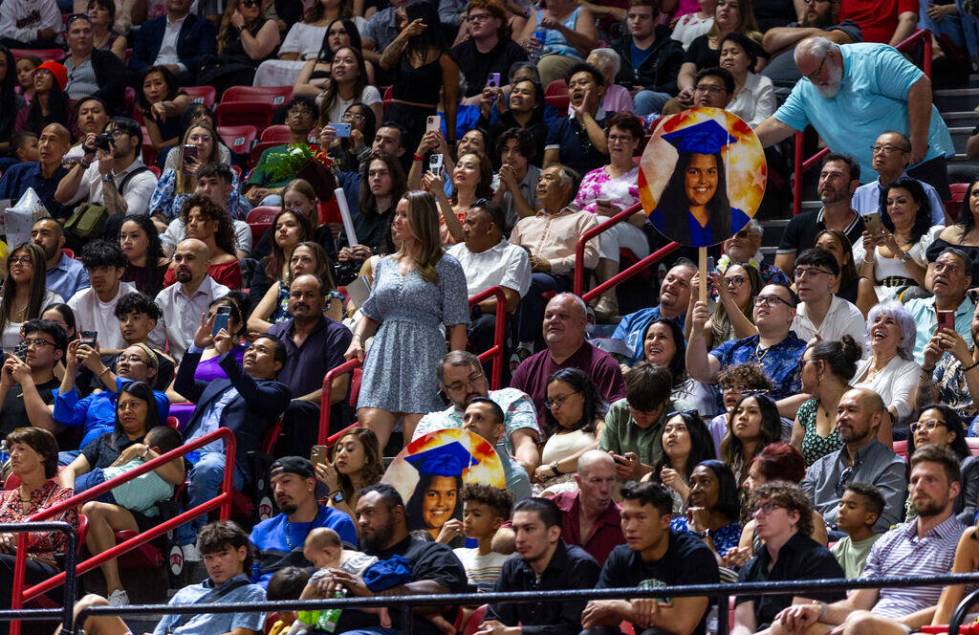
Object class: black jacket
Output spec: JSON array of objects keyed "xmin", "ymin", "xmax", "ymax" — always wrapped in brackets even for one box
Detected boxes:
[
  {"xmin": 612, "ymin": 26, "xmax": 684, "ymax": 95},
  {"xmin": 130, "ymin": 13, "xmax": 217, "ymax": 77},
  {"xmin": 89, "ymin": 48, "xmax": 128, "ymax": 115},
  {"xmin": 175, "ymin": 350, "xmax": 291, "ymax": 479}
]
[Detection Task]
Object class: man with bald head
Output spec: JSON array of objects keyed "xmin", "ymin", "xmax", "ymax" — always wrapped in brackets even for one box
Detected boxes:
[
  {"xmin": 801, "ymin": 388, "xmax": 907, "ymax": 534},
  {"xmin": 0, "ymin": 123, "xmax": 72, "ymax": 219},
  {"xmin": 754, "ymin": 37, "xmax": 954, "ymax": 198},
  {"xmin": 550, "ymin": 450, "xmax": 623, "ymax": 566},
  {"xmin": 511, "ymin": 293, "xmax": 625, "ymax": 416},
  {"xmin": 266, "ymin": 274, "xmax": 353, "ymax": 455},
  {"xmin": 151, "ymin": 238, "xmax": 229, "ymax": 362}
]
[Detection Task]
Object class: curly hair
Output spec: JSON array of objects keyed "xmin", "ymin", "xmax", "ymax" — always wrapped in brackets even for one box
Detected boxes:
[
  {"xmin": 879, "ymin": 176, "xmax": 933, "ymax": 246},
  {"xmin": 749, "ymin": 481, "xmax": 815, "ymax": 539},
  {"xmin": 178, "ymin": 194, "xmax": 238, "ymax": 258}
]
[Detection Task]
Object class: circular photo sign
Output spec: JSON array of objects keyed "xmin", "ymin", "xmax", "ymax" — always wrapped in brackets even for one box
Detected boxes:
[
  {"xmin": 382, "ymin": 428, "xmax": 504, "ymax": 541},
  {"xmin": 639, "ymin": 107, "xmax": 767, "ymax": 247}
]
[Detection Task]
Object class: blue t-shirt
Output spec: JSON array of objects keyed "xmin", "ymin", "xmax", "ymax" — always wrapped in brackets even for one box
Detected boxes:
[
  {"xmin": 250, "ymin": 505, "xmax": 359, "ymax": 586},
  {"xmin": 710, "ymin": 332, "xmax": 807, "ymax": 401},
  {"xmin": 152, "ymin": 574, "xmax": 266, "ymax": 635},
  {"xmin": 612, "ymin": 306, "xmax": 687, "ymax": 362},
  {"xmin": 773, "ymin": 42, "xmax": 954, "ymax": 184}
]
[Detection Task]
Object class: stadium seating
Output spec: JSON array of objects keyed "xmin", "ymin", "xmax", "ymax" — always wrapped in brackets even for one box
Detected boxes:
[{"xmin": 222, "ymin": 85, "xmax": 293, "ymax": 107}]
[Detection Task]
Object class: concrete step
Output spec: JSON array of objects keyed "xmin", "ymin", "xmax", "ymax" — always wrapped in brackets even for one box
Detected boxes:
[
  {"xmin": 942, "ymin": 110, "xmax": 979, "ymax": 124},
  {"xmin": 951, "ymin": 126, "xmax": 975, "ymax": 153},
  {"xmin": 761, "ymin": 218, "xmax": 790, "ymax": 248},
  {"xmin": 935, "ymin": 88, "xmax": 979, "ymax": 112}
]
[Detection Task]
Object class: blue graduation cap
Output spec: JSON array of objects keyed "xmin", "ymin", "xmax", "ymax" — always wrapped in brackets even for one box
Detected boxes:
[
  {"xmin": 662, "ymin": 119, "xmax": 734, "ymax": 155},
  {"xmin": 405, "ymin": 441, "xmax": 476, "ymax": 476}
]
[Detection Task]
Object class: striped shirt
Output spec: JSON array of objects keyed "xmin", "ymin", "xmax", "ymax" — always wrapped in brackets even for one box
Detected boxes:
[{"xmin": 861, "ymin": 513, "xmax": 966, "ymax": 618}]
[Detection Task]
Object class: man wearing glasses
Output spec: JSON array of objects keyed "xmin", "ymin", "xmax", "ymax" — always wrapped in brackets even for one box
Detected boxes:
[
  {"xmin": 687, "ymin": 283, "xmax": 807, "ymax": 405},
  {"xmin": 690, "ymin": 67, "xmax": 735, "ymax": 109},
  {"xmin": 905, "ymin": 248, "xmax": 975, "ymax": 365},
  {"xmin": 852, "ymin": 131, "xmax": 947, "ymax": 225},
  {"xmin": 453, "ymin": 0, "xmax": 529, "ymax": 106},
  {"xmin": 0, "ymin": 319, "xmax": 65, "ymax": 440},
  {"xmin": 55, "ymin": 116, "xmax": 158, "ymax": 217},
  {"xmin": 800, "ymin": 387, "xmax": 906, "ymax": 535},
  {"xmin": 775, "ymin": 153, "xmax": 864, "ymax": 278},
  {"xmin": 790, "ymin": 247, "xmax": 865, "ymax": 344}
]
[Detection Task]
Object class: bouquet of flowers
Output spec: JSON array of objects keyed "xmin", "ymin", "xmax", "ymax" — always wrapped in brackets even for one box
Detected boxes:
[{"xmin": 264, "ymin": 143, "xmax": 337, "ymax": 201}]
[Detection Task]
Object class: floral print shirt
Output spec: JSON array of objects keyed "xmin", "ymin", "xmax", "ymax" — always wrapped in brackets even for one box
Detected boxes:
[
  {"xmin": 572, "ymin": 166, "xmax": 640, "ymax": 214},
  {"xmin": 0, "ymin": 479, "xmax": 79, "ymax": 566}
]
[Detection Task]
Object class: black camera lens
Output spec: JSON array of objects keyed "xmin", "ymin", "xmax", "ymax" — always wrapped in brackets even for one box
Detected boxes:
[{"xmin": 94, "ymin": 132, "xmax": 113, "ymax": 152}]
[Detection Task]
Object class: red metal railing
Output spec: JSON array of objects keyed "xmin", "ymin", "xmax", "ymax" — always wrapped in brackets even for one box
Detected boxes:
[
  {"xmin": 572, "ymin": 202, "xmax": 681, "ymax": 301},
  {"xmin": 791, "ymin": 29, "xmax": 934, "ymax": 215},
  {"xmin": 9, "ymin": 427, "xmax": 236, "ymax": 635},
  {"xmin": 317, "ymin": 286, "xmax": 509, "ymax": 445}
]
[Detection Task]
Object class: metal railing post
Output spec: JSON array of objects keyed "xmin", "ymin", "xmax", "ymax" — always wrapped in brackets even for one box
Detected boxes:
[{"xmin": 1, "ymin": 521, "xmax": 76, "ymax": 635}]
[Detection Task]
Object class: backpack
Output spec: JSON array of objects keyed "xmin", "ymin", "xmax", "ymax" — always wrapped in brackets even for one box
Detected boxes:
[{"xmin": 64, "ymin": 167, "xmax": 150, "ymax": 240}]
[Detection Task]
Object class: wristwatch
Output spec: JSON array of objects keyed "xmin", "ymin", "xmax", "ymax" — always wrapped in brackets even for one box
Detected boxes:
[
  {"xmin": 102, "ymin": 173, "xmax": 115, "ymax": 184},
  {"xmin": 332, "ymin": 491, "xmax": 345, "ymax": 504}
]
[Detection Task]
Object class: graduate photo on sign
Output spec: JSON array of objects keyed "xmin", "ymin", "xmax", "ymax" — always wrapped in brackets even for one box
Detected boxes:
[
  {"xmin": 382, "ymin": 429, "xmax": 505, "ymax": 541},
  {"xmin": 640, "ymin": 107, "xmax": 766, "ymax": 249}
]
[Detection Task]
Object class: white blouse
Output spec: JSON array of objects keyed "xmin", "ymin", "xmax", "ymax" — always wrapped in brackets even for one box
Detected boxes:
[
  {"xmin": 726, "ymin": 73, "xmax": 776, "ymax": 129},
  {"xmin": 853, "ymin": 355, "xmax": 921, "ymax": 423}
]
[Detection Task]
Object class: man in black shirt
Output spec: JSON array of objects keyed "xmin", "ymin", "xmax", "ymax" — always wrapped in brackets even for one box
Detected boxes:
[
  {"xmin": 480, "ymin": 497, "xmax": 601, "ymax": 635},
  {"xmin": 775, "ymin": 153, "xmax": 865, "ymax": 277},
  {"xmin": 543, "ymin": 64, "xmax": 610, "ymax": 177},
  {"xmin": 317, "ymin": 483, "xmax": 468, "ymax": 635},
  {"xmin": 0, "ymin": 319, "xmax": 65, "ymax": 442},
  {"xmin": 611, "ymin": 0, "xmax": 684, "ymax": 116},
  {"xmin": 581, "ymin": 481, "xmax": 719, "ymax": 635},
  {"xmin": 733, "ymin": 482, "xmax": 845, "ymax": 633},
  {"xmin": 453, "ymin": 0, "xmax": 528, "ymax": 105}
]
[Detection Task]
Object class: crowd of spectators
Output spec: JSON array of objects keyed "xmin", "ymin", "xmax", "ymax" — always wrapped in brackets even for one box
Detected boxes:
[{"xmin": 3, "ymin": 0, "xmax": 979, "ymax": 632}]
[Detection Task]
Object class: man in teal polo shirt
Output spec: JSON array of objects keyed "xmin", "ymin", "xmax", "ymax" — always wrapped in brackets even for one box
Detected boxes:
[{"xmin": 754, "ymin": 37, "xmax": 955, "ymax": 198}]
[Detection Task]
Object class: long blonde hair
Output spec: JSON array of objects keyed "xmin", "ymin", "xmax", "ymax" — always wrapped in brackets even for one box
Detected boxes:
[
  {"xmin": 396, "ymin": 191, "xmax": 442, "ymax": 285},
  {"xmin": 176, "ymin": 124, "xmax": 221, "ymax": 194}
]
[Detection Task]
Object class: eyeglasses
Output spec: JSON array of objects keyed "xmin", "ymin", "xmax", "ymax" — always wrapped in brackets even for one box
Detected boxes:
[
  {"xmin": 8, "ymin": 256, "xmax": 33, "ymax": 265},
  {"xmin": 241, "ymin": 0, "xmax": 258, "ymax": 6},
  {"xmin": 754, "ymin": 295, "xmax": 794, "ymax": 308},
  {"xmin": 910, "ymin": 419, "xmax": 947, "ymax": 433},
  {"xmin": 444, "ymin": 371, "xmax": 484, "ymax": 393},
  {"xmin": 545, "ymin": 391, "xmax": 580, "ymax": 410},
  {"xmin": 870, "ymin": 144, "xmax": 909, "ymax": 155},
  {"xmin": 794, "ymin": 267, "xmax": 833, "ymax": 280},
  {"xmin": 805, "ymin": 55, "xmax": 827, "ymax": 83},
  {"xmin": 24, "ymin": 337, "xmax": 54, "ymax": 349},
  {"xmin": 724, "ymin": 275, "xmax": 745, "ymax": 287},
  {"xmin": 466, "ymin": 12, "xmax": 493, "ymax": 21},
  {"xmin": 694, "ymin": 84, "xmax": 726, "ymax": 95},
  {"xmin": 751, "ymin": 501, "xmax": 784, "ymax": 516}
]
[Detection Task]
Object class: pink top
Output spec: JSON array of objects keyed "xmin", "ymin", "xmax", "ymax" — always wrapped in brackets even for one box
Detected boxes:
[
  {"xmin": 573, "ymin": 166, "xmax": 641, "ymax": 215},
  {"xmin": 673, "ymin": 0, "xmax": 701, "ymax": 19}
]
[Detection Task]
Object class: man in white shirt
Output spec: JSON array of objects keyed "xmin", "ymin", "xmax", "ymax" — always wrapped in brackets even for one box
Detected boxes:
[
  {"xmin": 161, "ymin": 164, "xmax": 252, "ymax": 258},
  {"xmin": 0, "ymin": 0, "xmax": 60, "ymax": 47},
  {"xmin": 152, "ymin": 238, "xmax": 230, "ymax": 362},
  {"xmin": 67, "ymin": 240, "xmax": 137, "ymax": 353},
  {"xmin": 55, "ymin": 117, "xmax": 158, "ymax": 219},
  {"xmin": 791, "ymin": 247, "xmax": 865, "ymax": 346},
  {"xmin": 447, "ymin": 200, "xmax": 530, "ymax": 357},
  {"xmin": 851, "ymin": 131, "xmax": 947, "ymax": 226}
]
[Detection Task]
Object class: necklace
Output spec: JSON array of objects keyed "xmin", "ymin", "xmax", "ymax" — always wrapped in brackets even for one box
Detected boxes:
[
  {"xmin": 751, "ymin": 342, "xmax": 770, "ymax": 364},
  {"xmin": 283, "ymin": 507, "xmax": 325, "ymax": 551}
]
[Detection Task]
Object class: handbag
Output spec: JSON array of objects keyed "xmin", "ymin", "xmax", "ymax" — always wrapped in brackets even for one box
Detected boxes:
[{"xmin": 64, "ymin": 167, "xmax": 150, "ymax": 240}]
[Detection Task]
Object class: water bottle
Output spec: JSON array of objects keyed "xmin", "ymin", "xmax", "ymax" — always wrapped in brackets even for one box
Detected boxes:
[
  {"xmin": 317, "ymin": 587, "xmax": 348, "ymax": 633},
  {"xmin": 529, "ymin": 28, "xmax": 547, "ymax": 62}
]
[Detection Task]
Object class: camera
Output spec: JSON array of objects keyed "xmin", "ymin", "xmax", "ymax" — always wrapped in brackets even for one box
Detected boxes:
[{"xmin": 94, "ymin": 132, "xmax": 114, "ymax": 152}]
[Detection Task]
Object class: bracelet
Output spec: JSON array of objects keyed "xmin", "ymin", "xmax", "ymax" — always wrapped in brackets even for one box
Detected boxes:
[
  {"xmin": 413, "ymin": 153, "xmax": 424, "ymax": 162},
  {"xmin": 550, "ymin": 462, "xmax": 561, "ymax": 477}
]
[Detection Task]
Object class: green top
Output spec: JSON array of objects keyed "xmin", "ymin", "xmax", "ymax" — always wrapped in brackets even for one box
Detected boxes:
[
  {"xmin": 599, "ymin": 398, "xmax": 669, "ymax": 469},
  {"xmin": 830, "ymin": 534, "xmax": 881, "ymax": 579},
  {"xmin": 103, "ymin": 458, "xmax": 174, "ymax": 516},
  {"xmin": 246, "ymin": 144, "xmax": 294, "ymax": 189}
]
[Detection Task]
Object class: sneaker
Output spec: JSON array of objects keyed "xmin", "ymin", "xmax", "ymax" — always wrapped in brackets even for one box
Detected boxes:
[
  {"xmin": 107, "ymin": 589, "xmax": 130, "ymax": 606},
  {"xmin": 182, "ymin": 543, "xmax": 201, "ymax": 563}
]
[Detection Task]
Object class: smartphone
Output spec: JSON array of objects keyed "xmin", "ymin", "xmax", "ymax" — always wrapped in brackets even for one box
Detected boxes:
[
  {"xmin": 12, "ymin": 344, "xmax": 26, "ymax": 361},
  {"xmin": 426, "ymin": 115, "xmax": 442, "ymax": 134},
  {"xmin": 612, "ymin": 453, "xmax": 629, "ymax": 465},
  {"xmin": 486, "ymin": 72, "xmax": 501, "ymax": 88},
  {"xmin": 937, "ymin": 309, "xmax": 955, "ymax": 332},
  {"xmin": 428, "ymin": 152, "xmax": 444, "ymax": 175},
  {"xmin": 182, "ymin": 144, "xmax": 198, "ymax": 164},
  {"xmin": 80, "ymin": 331, "xmax": 98, "ymax": 347},
  {"xmin": 706, "ymin": 256, "xmax": 716, "ymax": 272},
  {"xmin": 331, "ymin": 122, "xmax": 351, "ymax": 138},
  {"xmin": 864, "ymin": 212, "xmax": 883, "ymax": 236},
  {"xmin": 211, "ymin": 306, "xmax": 231, "ymax": 337},
  {"xmin": 310, "ymin": 444, "xmax": 329, "ymax": 467}
]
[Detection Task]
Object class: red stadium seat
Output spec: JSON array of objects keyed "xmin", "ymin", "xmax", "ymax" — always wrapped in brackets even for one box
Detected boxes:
[
  {"xmin": 462, "ymin": 604, "xmax": 488, "ymax": 635},
  {"xmin": 10, "ymin": 48, "xmax": 64, "ymax": 62},
  {"xmin": 222, "ymin": 85, "xmax": 293, "ymax": 107},
  {"xmin": 247, "ymin": 205, "xmax": 280, "ymax": 243},
  {"xmin": 217, "ymin": 125, "xmax": 258, "ymax": 156},
  {"xmin": 215, "ymin": 101, "xmax": 274, "ymax": 129},
  {"xmin": 63, "ymin": 247, "xmax": 75, "ymax": 258},
  {"xmin": 544, "ymin": 79, "xmax": 570, "ymax": 111},
  {"xmin": 894, "ymin": 439, "xmax": 908, "ymax": 461},
  {"xmin": 147, "ymin": 165, "xmax": 162, "ymax": 178},
  {"xmin": 183, "ymin": 85, "xmax": 217, "ymax": 108},
  {"xmin": 260, "ymin": 124, "xmax": 292, "ymax": 143},
  {"xmin": 140, "ymin": 127, "xmax": 158, "ymax": 168},
  {"xmin": 945, "ymin": 182, "xmax": 970, "ymax": 224}
]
